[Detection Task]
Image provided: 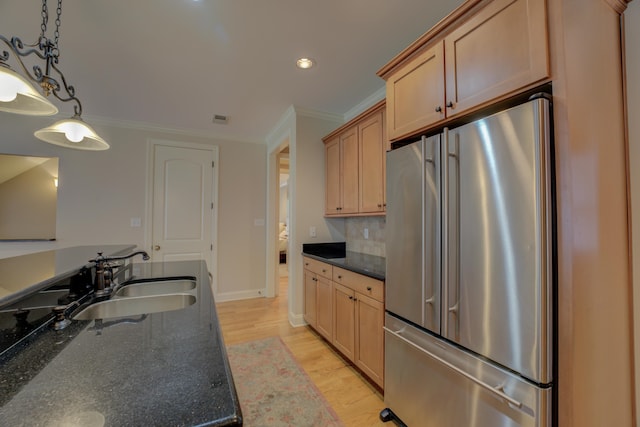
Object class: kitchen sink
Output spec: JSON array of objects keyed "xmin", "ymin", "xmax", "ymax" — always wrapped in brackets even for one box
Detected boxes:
[
  {"xmin": 71, "ymin": 293, "xmax": 197, "ymax": 320},
  {"xmin": 114, "ymin": 279, "xmax": 196, "ymax": 297}
]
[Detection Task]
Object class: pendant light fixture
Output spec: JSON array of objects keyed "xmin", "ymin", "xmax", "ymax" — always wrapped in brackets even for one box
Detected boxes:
[{"xmin": 0, "ymin": 0, "xmax": 109, "ymax": 150}]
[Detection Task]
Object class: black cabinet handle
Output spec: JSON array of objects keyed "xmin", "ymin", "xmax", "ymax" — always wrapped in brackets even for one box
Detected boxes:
[
  {"xmin": 367, "ymin": 286, "xmax": 372, "ymax": 291},
  {"xmin": 435, "ymin": 106, "xmax": 442, "ymax": 113},
  {"xmin": 446, "ymin": 101, "xmax": 454, "ymax": 109}
]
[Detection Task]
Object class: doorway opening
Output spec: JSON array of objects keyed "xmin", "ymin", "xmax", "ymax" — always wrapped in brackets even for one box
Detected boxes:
[
  {"xmin": 146, "ymin": 139, "xmax": 219, "ymax": 294},
  {"xmin": 276, "ymin": 146, "xmax": 290, "ymax": 297}
]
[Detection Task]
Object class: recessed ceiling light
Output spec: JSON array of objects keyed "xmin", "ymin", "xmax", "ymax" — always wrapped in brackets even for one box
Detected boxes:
[{"xmin": 296, "ymin": 58, "xmax": 315, "ymax": 69}]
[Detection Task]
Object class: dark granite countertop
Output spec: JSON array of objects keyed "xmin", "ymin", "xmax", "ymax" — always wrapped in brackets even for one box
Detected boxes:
[
  {"xmin": 302, "ymin": 243, "xmax": 385, "ymax": 280},
  {"xmin": 0, "ymin": 259, "xmax": 242, "ymax": 427}
]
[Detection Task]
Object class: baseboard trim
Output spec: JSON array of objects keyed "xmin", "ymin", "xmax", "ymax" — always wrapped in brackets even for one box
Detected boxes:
[
  {"xmin": 215, "ymin": 289, "xmax": 264, "ymax": 302},
  {"xmin": 289, "ymin": 311, "xmax": 306, "ymax": 328}
]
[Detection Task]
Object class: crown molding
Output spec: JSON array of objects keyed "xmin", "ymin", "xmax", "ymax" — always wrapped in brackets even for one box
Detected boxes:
[
  {"xmin": 604, "ymin": 0, "xmax": 632, "ymax": 13},
  {"xmin": 344, "ymin": 86, "xmax": 386, "ymax": 122},
  {"xmin": 292, "ymin": 106, "xmax": 343, "ymax": 123},
  {"xmin": 82, "ymin": 114, "xmax": 265, "ymax": 145}
]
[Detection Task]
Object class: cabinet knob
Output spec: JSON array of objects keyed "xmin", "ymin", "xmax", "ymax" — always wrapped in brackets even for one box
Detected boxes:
[
  {"xmin": 154, "ymin": 245, "xmax": 161, "ymax": 251},
  {"xmin": 348, "ymin": 295, "xmax": 353, "ymax": 300},
  {"xmin": 322, "ymin": 269, "xmax": 326, "ymax": 273},
  {"xmin": 435, "ymin": 106, "xmax": 442, "ymax": 113},
  {"xmin": 377, "ymin": 204, "xmax": 382, "ymax": 208},
  {"xmin": 367, "ymin": 286, "xmax": 372, "ymax": 291},
  {"xmin": 446, "ymin": 101, "xmax": 455, "ymax": 109},
  {"xmin": 338, "ymin": 275, "xmax": 342, "ymax": 279}
]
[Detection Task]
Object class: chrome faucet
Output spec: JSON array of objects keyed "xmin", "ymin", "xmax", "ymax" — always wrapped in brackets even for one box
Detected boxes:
[{"xmin": 89, "ymin": 251, "xmax": 150, "ymax": 297}]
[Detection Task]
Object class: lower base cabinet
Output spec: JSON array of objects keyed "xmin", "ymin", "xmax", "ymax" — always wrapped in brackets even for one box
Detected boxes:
[
  {"xmin": 316, "ymin": 276, "xmax": 333, "ymax": 341},
  {"xmin": 333, "ymin": 283, "xmax": 356, "ymax": 360},
  {"xmin": 303, "ymin": 270, "xmax": 317, "ymax": 328},
  {"xmin": 303, "ymin": 257, "xmax": 385, "ymax": 388}
]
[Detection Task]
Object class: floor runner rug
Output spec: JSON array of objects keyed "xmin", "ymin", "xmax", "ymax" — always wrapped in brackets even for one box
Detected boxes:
[{"xmin": 227, "ymin": 336, "xmax": 344, "ymax": 427}]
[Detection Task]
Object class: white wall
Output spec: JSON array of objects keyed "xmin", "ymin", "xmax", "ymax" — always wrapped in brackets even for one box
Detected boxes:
[
  {"xmin": 625, "ymin": 1, "xmax": 640, "ymax": 419},
  {"xmin": 290, "ymin": 113, "xmax": 345, "ymax": 319},
  {"xmin": 0, "ymin": 113, "xmax": 267, "ymax": 300},
  {"xmin": 266, "ymin": 107, "xmax": 344, "ymax": 324}
]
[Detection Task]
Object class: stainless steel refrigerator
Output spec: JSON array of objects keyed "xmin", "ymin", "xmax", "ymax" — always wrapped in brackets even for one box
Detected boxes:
[{"xmin": 382, "ymin": 95, "xmax": 554, "ymax": 427}]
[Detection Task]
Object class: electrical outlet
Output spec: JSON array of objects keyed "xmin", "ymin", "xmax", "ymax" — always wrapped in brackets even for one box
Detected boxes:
[
  {"xmin": 364, "ymin": 228, "xmax": 369, "ymax": 239},
  {"xmin": 310, "ymin": 226, "xmax": 317, "ymax": 238},
  {"xmin": 130, "ymin": 217, "xmax": 141, "ymax": 227}
]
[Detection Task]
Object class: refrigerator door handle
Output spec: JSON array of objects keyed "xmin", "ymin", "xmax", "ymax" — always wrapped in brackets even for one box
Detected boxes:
[
  {"xmin": 383, "ymin": 326, "xmax": 524, "ymax": 409},
  {"xmin": 447, "ymin": 301, "xmax": 459, "ymax": 315},
  {"xmin": 441, "ymin": 129, "xmax": 449, "ymax": 338}
]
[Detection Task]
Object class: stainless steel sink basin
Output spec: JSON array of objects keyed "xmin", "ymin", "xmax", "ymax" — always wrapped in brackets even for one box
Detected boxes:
[
  {"xmin": 72, "ymin": 294, "xmax": 196, "ymax": 320},
  {"xmin": 114, "ymin": 279, "xmax": 196, "ymax": 297}
]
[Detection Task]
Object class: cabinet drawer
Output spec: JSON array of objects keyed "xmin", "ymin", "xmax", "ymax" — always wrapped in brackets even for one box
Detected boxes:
[
  {"xmin": 303, "ymin": 257, "xmax": 333, "ymax": 279},
  {"xmin": 333, "ymin": 267, "xmax": 384, "ymax": 302}
]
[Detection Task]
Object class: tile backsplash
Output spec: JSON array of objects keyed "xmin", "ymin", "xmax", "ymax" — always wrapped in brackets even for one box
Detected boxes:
[{"xmin": 345, "ymin": 216, "xmax": 386, "ymax": 258}]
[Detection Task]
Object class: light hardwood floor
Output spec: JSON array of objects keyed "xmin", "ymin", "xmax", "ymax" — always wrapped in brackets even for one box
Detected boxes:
[{"xmin": 216, "ymin": 265, "xmax": 387, "ymax": 427}]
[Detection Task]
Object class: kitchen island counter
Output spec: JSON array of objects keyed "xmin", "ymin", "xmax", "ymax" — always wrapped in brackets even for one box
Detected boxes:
[{"xmin": 0, "ymin": 259, "xmax": 242, "ymax": 426}]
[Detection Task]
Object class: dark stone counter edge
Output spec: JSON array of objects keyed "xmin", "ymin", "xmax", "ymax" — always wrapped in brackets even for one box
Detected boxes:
[{"xmin": 301, "ymin": 252, "xmax": 385, "ymax": 281}]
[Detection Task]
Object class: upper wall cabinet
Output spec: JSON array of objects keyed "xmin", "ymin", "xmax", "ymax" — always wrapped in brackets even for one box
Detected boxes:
[
  {"xmin": 385, "ymin": 41, "xmax": 445, "ymax": 141},
  {"xmin": 381, "ymin": 0, "xmax": 549, "ymax": 142},
  {"xmin": 323, "ymin": 101, "xmax": 386, "ymax": 217}
]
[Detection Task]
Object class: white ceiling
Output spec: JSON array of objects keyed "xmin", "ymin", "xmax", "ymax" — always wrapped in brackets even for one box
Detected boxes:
[{"xmin": 0, "ymin": 0, "xmax": 464, "ymax": 143}]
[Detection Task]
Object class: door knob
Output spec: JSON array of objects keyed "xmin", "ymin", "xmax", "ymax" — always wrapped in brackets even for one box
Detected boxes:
[{"xmin": 154, "ymin": 245, "xmax": 161, "ymax": 251}]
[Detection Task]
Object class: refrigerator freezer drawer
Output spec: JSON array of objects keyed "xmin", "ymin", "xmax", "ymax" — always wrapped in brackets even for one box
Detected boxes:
[{"xmin": 384, "ymin": 314, "xmax": 551, "ymax": 427}]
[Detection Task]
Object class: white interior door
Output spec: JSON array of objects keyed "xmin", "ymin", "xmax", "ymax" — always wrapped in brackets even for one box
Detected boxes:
[{"xmin": 152, "ymin": 144, "xmax": 215, "ymax": 265}]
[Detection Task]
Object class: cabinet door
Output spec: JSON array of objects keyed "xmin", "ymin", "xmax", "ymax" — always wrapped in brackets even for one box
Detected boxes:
[
  {"xmin": 340, "ymin": 128, "xmax": 359, "ymax": 214},
  {"xmin": 325, "ymin": 138, "xmax": 341, "ymax": 215},
  {"xmin": 316, "ymin": 276, "xmax": 333, "ymax": 341},
  {"xmin": 359, "ymin": 110, "xmax": 385, "ymax": 213},
  {"xmin": 303, "ymin": 270, "xmax": 317, "ymax": 328},
  {"xmin": 386, "ymin": 40, "xmax": 445, "ymax": 141},
  {"xmin": 333, "ymin": 283, "xmax": 355, "ymax": 361},
  {"xmin": 355, "ymin": 292, "xmax": 385, "ymax": 387},
  {"xmin": 444, "ymin": 0, "xmax": 549, "ymax": 115}
]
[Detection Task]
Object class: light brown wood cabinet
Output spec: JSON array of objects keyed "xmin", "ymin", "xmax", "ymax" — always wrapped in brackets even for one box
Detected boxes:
[
  {"xmin": 303, "ymin": 269, "xmax": 317, "ymax": 328},
  {"xmin": 324, "ymin": 129, "xmax": 359, "ymax": 215},
  {"xmin": 303, "ymin": 257, "xmax": 385, "ymax": 388},
  {"xmin": 303, "ymin": 257, "xmax": 334, "ymax": 341},
  {"xmin": 354, "ymin": 292, "xmax": 384, "ymax": 386},
  {"xmin": 385, "ymin": 41, "xmax": 445, "ymax": 141},
  {"xmin": 323, "ymin": 101, "xmax": 386, "ymax": 216},
  {"xmin": 332, "ymin": 282, "xmax": 356, "ymax": 360},
  {"xmin": 315, "ymin": 275, "xmax": 333, "ymax": 341},
  {"xmin": 358, "ymin": 109, "xmax": 386, "ymax": 213},
  {"xmin": 381, "ymin": 0, "xmax": 549, "ymax": 142}
]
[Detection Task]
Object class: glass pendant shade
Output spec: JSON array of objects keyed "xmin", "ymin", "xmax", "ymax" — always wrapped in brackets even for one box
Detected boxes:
[
  {"xmin": 34, "ymin": 116, "xmax": 110, "ymax": 151},
  {"xmin": 0, "ymin": 66, "xmax": 58, "ymax": 116}
]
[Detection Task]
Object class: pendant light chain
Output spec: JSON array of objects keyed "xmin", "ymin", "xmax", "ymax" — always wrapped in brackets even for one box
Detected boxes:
[
  {"xmin": 54, "ymin": 0, "xmax": 62, "ymax": 53},
  {"xmin": 40, "ymin": 0, "xmax": 49, "ymax": 42},
  {"xmin": 39, "ymin": 0, "xmax": 62, "ymax": 59}
]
